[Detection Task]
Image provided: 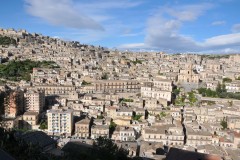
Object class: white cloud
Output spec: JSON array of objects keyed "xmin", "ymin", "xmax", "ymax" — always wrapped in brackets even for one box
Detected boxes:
[
  {"xmin": 143, "ymin": 4, "xmax": 207, "ymax": 52},
  {"xmin": 120, "ymin": 3, "xmax": 240, "ymax": 53},
  {"xmin": 24, "ymin": 0, "xmax": 104, "ymax": 30},
  {"xmin": 24, "ymin": 0, "xmax": 144, "ymax": 44},
  {"xmin": 77, "ymin": 0, "xmax": 143, "ymax": 10},
  {"xmin": 211, "ymin": 21, "xmax": 226, "ymax": 26},
  {"xmin": 203, "ymin": 33, "xmax": 240, "ymax": 47},
  {"xmin": 231, "ymin": 24, "xmax": 240, "ymax": 33},
  {"xmin": 24, "ymin": 0, "xmax": 143, "ymax": 31},
  {"xmin": 165, "ymin": 3, "xmax": 213, "ymax": 21},
  {"xmin": 119, "ymin": 43, "xmax": 145, "ymax": 49}
]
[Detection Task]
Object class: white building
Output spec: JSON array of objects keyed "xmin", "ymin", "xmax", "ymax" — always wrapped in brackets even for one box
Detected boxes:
[
  {"xmin": 47, "ymin": 107, "xmax": 73, "ymax": 137},
  {"xmin": 141, "ymin": 87, "xmax": 172, "ymax": 102}
]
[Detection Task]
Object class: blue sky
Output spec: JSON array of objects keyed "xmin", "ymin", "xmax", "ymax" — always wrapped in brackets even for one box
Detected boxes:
[{"xmin": 1, "ymin": 0, "xmax": 240, "ymax": 53}]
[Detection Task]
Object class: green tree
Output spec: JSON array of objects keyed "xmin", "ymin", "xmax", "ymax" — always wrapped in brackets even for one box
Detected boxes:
[
  {"xmin": 175, "ymin": 95, "xmax": 185, "ymax": 105},
  {"xmin": 221, "ymin": 118, "xmax": 228, "ymax": 130},
  {"xmin": 97, "ymin": 115, "xmax": 104, "ymax": 119},
  {"xmin": 158, "ymin": 112, "xmax": 167, "ymax": 119},
  {"xmin": 216, "ymin": 83, "xmax": 222, "ymax": 94},
  {"xmin": 132, "ymin": 114, "xmax": 142, "ymax": 121},
  {"xmin": 93, "ymin": 137, "xmax": 129, "ymax": 160},
  {"xmin": 82, "ymin": 80, "xmax": 91, "ymax": 85},
  {"xmin": 223, "ymin": 77, "xmax": 232, "ymax": 83},
  {"xmin": 0, "ymin": 128, "xmax": 59, "ymax": 160},
  {"xmin": 101, "ymin": 73, "xmax": 109, "ymax": 80},
  {"xmin": 109, "ymin": 121, "xmax": 117, "ymax": 135},
  {"xmin": 121, "ymin": 98, "xmax": 134, "ymax": 102},
  {"xmin": 39, "ymin": 120, "xmax": 48, "ymax": 130},
  {"xmin": 188, "ymin": 92, "xmax": 197, "ymax": 105},
  {"xmin": 0, "ymin": 36, "xmax": 16, "ymax": 45},
  {"xmin": 173, "ymin": 88, "xmax": 180, "ymax": 96},
  {"xmin": 0, "ymin": 60, "xmax": 58, "ymax": 81}
]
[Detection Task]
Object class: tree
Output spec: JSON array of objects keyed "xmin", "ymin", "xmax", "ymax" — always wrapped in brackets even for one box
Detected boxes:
[
  {"xmin": 221, "ymin": 118, "xmax": 228, "ymax": 130},
  {"xmin": 0, "ymin": 60, "xmax": 58, "ymax": 81},
  {"xmin": 188, "ymin": 92, "xmax": 197, "ymax": 106},
  {"xmin": 216, "ymin": 83, "xmax": 222, "ymax": 94},
  {"xmin": 132, "ymin": 114, "xmax": 142, "ymax": 121},
  {"xmin": 101, "ymin": 73, "xmax": 109, "ymax": 80},
  {"xmin": 175, "ymin": 95, "xmax": 185, "ymax": 105},
  {"xmin": 82, "ymin": 80, "xmax": 91, "ymax": 85},
  {"xmin": 0, "ymin": 36, "xmax": 16, "ymax": 45},
  {"xmin": 228, "ymin": 101, "xmax": 233, "ymax": 106},
  {"xmin": 160, "ymin": 111, "xmax": 167, "ymax": 118},
  {"xmin": 223, "ymin": 77, "xmax": 232, "ymax": 83},
  {"xmin": 97, "ymin": 115, "xmax": 104, "ymax": 119},
  {"xmin": 93, "ymin": 137, "xmax": 129, "ymax": 160},
  {"xmin": 0, "ymin": 128, "xmax": 58, "ymax": 160},
  {"xmin": 39, "ymin": 120, "xmax": 47, "ymax": 130},
  {"xmin": 109, "ymin": 121, "xmax": 117, "ymax": 135},
  {"xmin": 173, "ymin": 88, "xmax": 180, "ymax": 96}
]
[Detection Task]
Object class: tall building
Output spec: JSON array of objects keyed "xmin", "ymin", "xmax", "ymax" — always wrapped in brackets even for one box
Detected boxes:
[
  {"xmin": 47, "ymin": 106, "xmax": 73, "ymax": 137},
  {"xmin": 24, "ymin": 89, "xmax": 45, "ymax": 113},
  {"xmin": 4, "ymin": 90, "xmax": 24, "ymax": 118}
]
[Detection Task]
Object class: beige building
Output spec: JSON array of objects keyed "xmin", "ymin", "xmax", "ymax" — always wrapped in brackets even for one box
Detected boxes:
[
  {"xmin": 0, "ymin": 118, "xmax": 19, "ymax": 130},
  {"xmin": 91, "ymin": 125, "xmax": 109, "ymax": 139},
  {"xmin": 93, "ymin": 80, "xmax": 141, "ymax": 93},
  {"xmin": 186, "ymin": 127, "xmax": 212, "ymax": 147},
  {"xmin": 225, "ymin": 80, "xmax": 240, "ymax": 93},
  {"xmin": 152, "ymin": 78, "xmax": 173, "ymax": 91},
  {"xmin": 24, "ymin": 89, "xmax": 45, "ymax": 113},
  {"xmin": 112, "ymin": 126, "xmax": 136, "ymax": 141},
  {"xmin": 116, "ymin": 108, "xmax": 133, "ymax": 120},
  {"xmin": 143, "ymin": 125, "xmax": 184, "ymax": 146},
  {"xmin": 75, "ymin": 117, "xmax": 91, "ymax": 138},
  {"xmin": 22, "ymin": 112, "xmax": 39, "ymax": 129},
  {"xmin": 35, "ymin": 85, "xmax": 75, "ymax": 95},
  {"xmin": 141, "ymin": 80, "xmax": 173, "ymax": 102},
  {"xmin": 141, "ymin": 87, "xmax": 172, "ymax": 102},
  {"xmin": 47, "ymin": 107, "xmax": 73, "ymax": 136},
  {"xmin": 144, "ymin": 98, "xmax": 158, "ymax": 109},
  {"xmin": 178, "ymin": 64, "xmax": 199, "ymax": 83}
]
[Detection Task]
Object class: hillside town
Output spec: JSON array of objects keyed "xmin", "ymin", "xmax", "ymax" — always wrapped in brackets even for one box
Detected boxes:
[{"xmin": 1, "ymin": 28, "xmax": 240, "ymax": 160}]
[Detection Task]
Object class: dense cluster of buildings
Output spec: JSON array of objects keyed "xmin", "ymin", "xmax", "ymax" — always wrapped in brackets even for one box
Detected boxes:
[{"xmin": 0, "ymin": 28, "xmax": 240, "ymax": 160}]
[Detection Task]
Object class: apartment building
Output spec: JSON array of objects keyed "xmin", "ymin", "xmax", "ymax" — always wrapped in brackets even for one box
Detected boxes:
[
  {"xmin": 4, "ymin": 90, "xmax": 24, "ymax": 118},
  {"xmin": 47, "ymin": 107, "xmax": 73, "ymax": 137},
  {"xmin": 24, "ymin": 89, "xmax": 45, "ymax": 113}
]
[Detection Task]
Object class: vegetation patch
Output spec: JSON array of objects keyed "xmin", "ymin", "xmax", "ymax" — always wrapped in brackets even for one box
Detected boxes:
[
  {"xmin": 0, "ymin": 60, "xmax": 59, "ymax": 81},
  {"xmin": 0, "ymin": 36, "xmax": 16, "ymax": 45}
]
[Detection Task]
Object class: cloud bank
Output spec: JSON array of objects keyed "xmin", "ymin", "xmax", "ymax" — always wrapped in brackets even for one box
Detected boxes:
[{"xmin": 121, "ymin": 3, "xmax": 240, "ymax": 53}]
